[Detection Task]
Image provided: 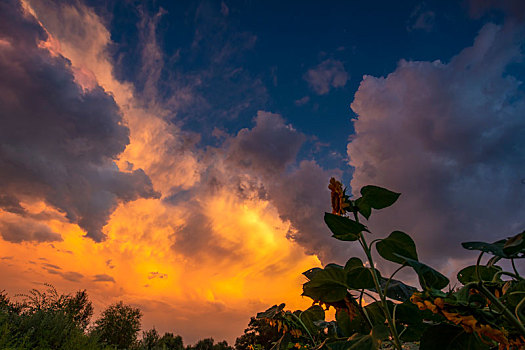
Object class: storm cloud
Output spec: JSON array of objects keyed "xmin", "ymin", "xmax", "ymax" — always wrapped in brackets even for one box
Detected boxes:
[
  {"xmin": 0, "ymin": 0, "xmax": 158, "ymax": 242},
  {"xmin": 0, "ymin": 213, "xmax": 61, "ymax": 243},
  {"xmin": 225, "ymin": 112, "xmax": 350, "ymax": 263},
  {"xmin": 348, "ymin": 22, "xmax": 525, "ymax": 268}
]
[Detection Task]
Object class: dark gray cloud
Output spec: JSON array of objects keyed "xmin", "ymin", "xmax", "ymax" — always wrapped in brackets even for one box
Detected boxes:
[
  {"xmin": 0, "ymin": 216, "xmax": 62, "ymax": 243},
  {"xmin": 93, "ymin": 274, "xmax": 115, "ymax": 283},
  {"xmin": 0, "ymin": 0, "xmax": 158, "ymax": 242},
  {"xmin": 43, "ymin": 263, "xmax": 61, "ymax": 270},
  {"xmin": 348, "ymin": 22, "xmax": 525, "ymax": 269},
  {"xmin": 163, "ymin": 111, "xmax": 349, "ymax": 265},
  {"xmin": 224, "ymin": 112, "xmax": 351, "ymax": 264},
  {"xmin": 304, "ymin": 59, "xmax": 348, "ymax": 95},
  {"xmin": 227, "ymin": 111, "xmax": 306, "ymax": 174},
  {"xmin": 61, "ymin": 271, "xmax": 83, "ymax": 282},
  {"xmin": 170, "ymin": 208, "xmax": 246, "ymax": 264},
  {"xmin": 41, "ymin": 261, "xmax": 83, "ymax": 282}
]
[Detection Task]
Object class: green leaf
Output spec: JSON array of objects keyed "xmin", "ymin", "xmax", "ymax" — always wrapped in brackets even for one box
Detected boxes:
[
  {"xmin": 364, "ymin": 300, "xmax": 394, "ymax": 327},
  {"xmin": 302, "ymin": 280, "xmax": 348, "ymax": 303},
  {"xmin": 462, "ymin": 232, "xmax": 525, "ymax": 259},
  {"xmin": 457, "ymin": 265, "xmax": 502, "ymax": 284},
  {"xmin": 503, "ymin": 231, "xmax": 525, "ymax": 256},
  {"xmin": 303, "ymin": 267, "xmax": 322, "ymax": 281},
  {"xmin": 336, "ymin": 308, "xmax": 368, "ymax": 337},
  {"xmin": 376, "ymin": 277, "xmax": 418, "ymax": 302},
  {"xmin": 419, "ymin": 324, "xmax": 489, "ymax": 350},
  {"xmin": 370, "ymin": 324, "xmax": 389, "ymax": 342},
  {"xmin": 354, "ymin": 197, "xmax": 371, "ymax": 220},
  {"xmin": 270, "ymin": 333, "xmax": 291, "ymax": 350},
  {"xmin": 302, "ymin": 265, "xmax": 349, "ymax": 303},
  {"xmin": 326, "ymin": 333, "xmax": 376, "ymax": 350},
  {"xmin": 360, "ymin": 185, "xmax": 400, "ymax": 210},
  {"xmin": 256, "ymin": 304, "xmax": 285, "ymax": 319},
  {"xmin": 395, "ymin": 301, "xmax": 433, "ymax": 341},
  {"xmin": 503, "ymin": 280, "xmax": 525, "ymax": 310},
  {"xmin": 300, "ymin": 305, "xmax": 325, "ymax": 335},
  {"xmin": 344, "ymin": 258, "xmax": 364, "ymax": 271},
  {"xmin": 376, "ymin": 231, "xmax": 418, "ymax": 264},
  {"xmin": 347, "ymin": 267, "xmax": 376, "ymax": 289},
  {"xmin": 396, "ymin": 254, "xmax": 449, "ymax": 290},
  {"xmin": 324, "ymin": 213, "xmax": 368, "ymax": 242}
]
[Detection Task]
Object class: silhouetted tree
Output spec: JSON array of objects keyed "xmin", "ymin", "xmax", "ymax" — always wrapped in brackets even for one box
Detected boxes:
[
  {"xmin": 187, "ymin": 338, "xmax": 233, "ymax": 350},
  {"xmin": 158, "ymin": 332, "xmax": 184, "ymax": 350},
  {"xmin": 92, "ymin": 301, "xmax": 142, "ymax": 349},
  {"xmin": 141, "ymin": 328, "xmax": 161, "ymax": 349}
]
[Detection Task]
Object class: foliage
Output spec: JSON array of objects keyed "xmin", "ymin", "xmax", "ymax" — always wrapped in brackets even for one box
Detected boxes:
[
  {"xmin": 185, "ymin": 338, "xmax": 234, "ymax": 350},
  {"xmin": 1, "ymin": 177, "xmax": 523, "ymax": 349},
  {"xmin": 235, "ymin": 317, "xmax": 282, "ymax": 350},
  {"xmin": 0, "ymin": 284, "xmax": 236, "ymax": 350},
  {"xmin": 252, "ymin": 178, "xmax": 525, "ymax": 350},
  {"xmin": 0, "ymin": 285, "xmax": 100, "ymax": 349},
  {"xmin": 92, "ymin": 301, "xmax": 142, "ymax": 349},
  {"xmin": 139, "ymin": 328, "xmax": 185, "ymax": 350}
]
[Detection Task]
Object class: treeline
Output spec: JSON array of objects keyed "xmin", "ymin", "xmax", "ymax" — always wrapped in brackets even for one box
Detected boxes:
[{"xmin": 0, "ymin": 285, "xmax": 269, "ymax": 350}]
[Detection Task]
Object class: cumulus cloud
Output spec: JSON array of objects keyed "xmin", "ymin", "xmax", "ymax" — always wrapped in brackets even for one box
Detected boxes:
[
  {"xmin": 348, "ymin": 22, "xmax": 525, "ymax": 269},
  {"xmin": 304, "ymin": 59, "xmax": 348, "ymax": 95},
  {"xmin": 0, "ymin": 1, "xmax": 332, "ymax": 343},
  {"xmin": 225, "ymin": 112, "xmax": 350, "ymax": 263},
  {"xmin": 0, "ymin": 0, "xmax": 158, "ymax": 241},
  {"xmin": 227, "ymin": 112, "xmax": 306, "ymax": 173}
]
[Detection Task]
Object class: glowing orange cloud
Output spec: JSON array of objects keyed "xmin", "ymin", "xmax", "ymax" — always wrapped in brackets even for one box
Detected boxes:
[{"xmin": 0, "ymin": 0, "xmax": 323, "ymax": 343}]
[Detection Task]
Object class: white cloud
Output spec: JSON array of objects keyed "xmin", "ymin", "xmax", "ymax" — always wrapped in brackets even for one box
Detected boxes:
[{"xmin": 348, "ymin": 23, "xmax": 525, "ymax": 270}]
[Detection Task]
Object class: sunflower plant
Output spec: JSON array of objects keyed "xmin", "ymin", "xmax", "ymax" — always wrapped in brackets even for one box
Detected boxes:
[{"xmin": 257, "ymin": 178, "xmax": 524, "ymax": 350}]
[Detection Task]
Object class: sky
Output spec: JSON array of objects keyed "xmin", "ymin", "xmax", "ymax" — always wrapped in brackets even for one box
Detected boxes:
[{"xmin": 0, "ymin": 0, "xmax": 524, "ymax": 344}]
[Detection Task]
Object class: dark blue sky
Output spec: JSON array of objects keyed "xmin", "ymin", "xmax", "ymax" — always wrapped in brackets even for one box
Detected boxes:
[{"xmin": 84, "ymin": 0, "xmax": 508, "ymax": 184}]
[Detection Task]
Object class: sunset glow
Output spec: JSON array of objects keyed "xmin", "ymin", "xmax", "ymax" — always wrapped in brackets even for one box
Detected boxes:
[{"xmin": 1, "ymin": 0, "xmax": 524, "ymax": 346}]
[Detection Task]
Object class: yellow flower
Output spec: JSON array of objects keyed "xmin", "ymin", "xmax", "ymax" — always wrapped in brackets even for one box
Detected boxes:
[
  {"xmin": 424, "ymin": 300, "xmax": 438, "ymax": 313},
  {"xmin": 441, "ymin": 310, "xmax": 462, "ymax": 325},
  {"xmin": 478, "ymin": 324, "xmax": 508, "ymax": 344},
  {"xmin": 416, "ymin": 302, "xmax": 426, "ymax": 311},
  {"xmin": 433, "ymin": 297, "xmax": 445, "ymax": 309},
  {"xmin": 328, "ymin": 178, "xmax": 349, "ymax": 215}
]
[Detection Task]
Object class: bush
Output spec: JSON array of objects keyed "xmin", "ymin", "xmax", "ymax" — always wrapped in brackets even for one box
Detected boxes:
[{"xmin": 0, "ymin": 286, "xmax": 99, "ymax": 349}]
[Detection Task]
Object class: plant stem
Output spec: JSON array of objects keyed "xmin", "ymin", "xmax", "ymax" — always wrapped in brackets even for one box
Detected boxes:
[
  {"xmin": 292, "ymin": 313, "xmax": 317, "ymax": 346},
  {"xmin": 384, "ymin": 265, "xmax": 406, "ymax": 297},
  {"xmin": 511, "ymin": 259, "xmax": 521, "ymax": 279},
  {"xmin": 353, "ymin": 211, "xmax": 403, "ymax": 350},
  {"xmin": 477, "ymin": 282, "xmax": 525, "ymax": 336},
  {"xmin": 492, "ymin": 271, "xmax": 523, "ymax": 282},
  {"xmin": 515, "ymin": 297, "xmax": 525, "ymax": 324},
  {"xmin": 475, "ymin": 252, "xmax": 484, "ymax": 282}
]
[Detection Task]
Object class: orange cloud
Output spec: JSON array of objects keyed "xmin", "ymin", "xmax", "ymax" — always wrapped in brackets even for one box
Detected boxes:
[{"xmin": 0, "ymin": 0, "xmax": 323, "ymax": 344}]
